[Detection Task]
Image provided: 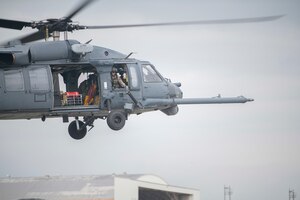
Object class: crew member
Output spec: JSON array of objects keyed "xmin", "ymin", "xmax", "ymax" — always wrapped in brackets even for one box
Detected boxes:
[
  {"xmin": 79, "ymin": 74, "xmax": 98, "ymax": 105},
  {"xmin": 111, "ymin": 68, "xmax": 126, "ymax": 88}
]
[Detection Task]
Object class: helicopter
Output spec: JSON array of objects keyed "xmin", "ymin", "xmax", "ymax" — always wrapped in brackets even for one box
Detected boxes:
[{"xmin": 0, "ymin": 0, "xmax": 282, "ymax": 140}]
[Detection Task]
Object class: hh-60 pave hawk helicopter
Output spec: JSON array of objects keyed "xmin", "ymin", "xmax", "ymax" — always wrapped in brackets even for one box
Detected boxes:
[{"xmin": 0, "ymin": 0, "xmax": 282, "ymax": 139}]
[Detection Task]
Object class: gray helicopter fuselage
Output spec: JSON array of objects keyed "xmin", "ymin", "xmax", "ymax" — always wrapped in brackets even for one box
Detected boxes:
[
  {"xmin": 0, "ymin": 39, "xmax": 252, "ymax": 138},
  {"xmin": 0, "ymin": 40, "xmax": 186, "ymax": 120}
]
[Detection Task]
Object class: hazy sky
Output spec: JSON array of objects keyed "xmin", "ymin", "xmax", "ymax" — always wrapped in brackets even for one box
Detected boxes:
[{"xmin": 0, "ymin": 0, "xmax": 299, "ymax": 200}]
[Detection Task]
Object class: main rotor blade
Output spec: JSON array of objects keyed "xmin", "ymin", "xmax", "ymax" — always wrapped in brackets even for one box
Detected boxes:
[
  {"xmin": 1, "ymin": 31, "xmax": 46, "ymax": 46},
  {"xmin": 18, "ymin": 31, "xmax": 46, "ymax": 43},
  {"xmin": 85, "ymin": 15, "xmax": 284, "ymax": 29},
  {"xmin": 0, "ymin": 19, "xmax": 31, "ymax": 30},
  {"xmin": 64, "ymin": 0, "xmax": 97, "ymax": 22}
]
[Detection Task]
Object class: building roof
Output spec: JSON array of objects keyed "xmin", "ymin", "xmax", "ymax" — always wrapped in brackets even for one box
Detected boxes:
[{"xmin": 0, "ymin": 174, "xmax": 170, "ymax": 200}]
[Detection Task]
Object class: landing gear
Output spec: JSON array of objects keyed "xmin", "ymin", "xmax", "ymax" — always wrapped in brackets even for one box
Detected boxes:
[
  {"xmin": 68, "ymin": 119, "xmax": 87, "ymax": 140},
  {"xmin": 68, "ymin": 116, "xmax": 96, "ymax": 140},
  {"xmin": 67, "ymin": 112, "xmax": 127, "ymax": 139},
  {"xmin": 107, "ymin": 111, "xmax": 126, "ymax": 131}
]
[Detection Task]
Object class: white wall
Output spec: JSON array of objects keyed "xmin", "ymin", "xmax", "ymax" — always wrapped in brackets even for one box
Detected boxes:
[{"xmin": 114, "ymin": 176, "xmax": 200, "ymax": 200}]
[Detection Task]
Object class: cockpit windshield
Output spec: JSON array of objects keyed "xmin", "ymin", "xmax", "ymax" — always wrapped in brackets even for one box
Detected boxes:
[{"xmin": 142, "ymin": 64, "xmax": 162, "ymax": 82}]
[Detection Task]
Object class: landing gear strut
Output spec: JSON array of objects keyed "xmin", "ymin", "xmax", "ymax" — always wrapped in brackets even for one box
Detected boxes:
[{"xmin": 67, "ymin": 112, "xmax": 127, "ymax": 139}]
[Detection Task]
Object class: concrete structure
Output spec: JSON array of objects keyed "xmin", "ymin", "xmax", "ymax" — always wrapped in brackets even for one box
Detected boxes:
[{"xmin": 0, "ymin": 174, "xmax": 200, "ymax": 200}]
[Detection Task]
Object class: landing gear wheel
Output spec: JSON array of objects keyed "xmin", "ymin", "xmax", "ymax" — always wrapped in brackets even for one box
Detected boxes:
[
  {"xmin": 107, "ymin": 111, "xmax": 126, "ymax": 131},
  {"xmin": 68, "ymin": 120, "xmax": 87, "ymax": 140}
]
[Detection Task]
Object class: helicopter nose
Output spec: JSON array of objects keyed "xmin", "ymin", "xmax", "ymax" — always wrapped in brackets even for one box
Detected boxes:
[
  {"xmin": 167, "ymin": 82, "xmax": 183, "ymax": 98},
  {"xmin": 177, "ymin": 88, "xmax": 183, "ymax": 98},
  {"xmin": 174, "ymin": 83, "xmax": 183, "ymax": 98}
]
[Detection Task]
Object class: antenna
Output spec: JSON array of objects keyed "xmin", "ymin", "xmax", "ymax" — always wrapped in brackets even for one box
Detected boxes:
[
  {"xmin": 289, "ymin": 189, "xmax": 296, "ymax": 200},
  {"xmin": 125, "ymin": 52, "xmax": 136, "ymax": 59},
  {"xmin": 224, "ymin": 185, "xmax": 233, "ymax": 200}
]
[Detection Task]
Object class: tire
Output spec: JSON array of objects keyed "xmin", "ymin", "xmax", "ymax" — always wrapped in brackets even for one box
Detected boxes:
[
  {"xmin": 107, "ymin": 111, "xmax": 126, "ymax": 131},
  {"xmin": 68, "ymin": 120, "xmax": 87, "ymax": 140}
]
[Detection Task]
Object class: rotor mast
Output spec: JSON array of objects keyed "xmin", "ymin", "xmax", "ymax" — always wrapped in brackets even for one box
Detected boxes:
[{"xmin": 52, "ymin": 31, "xmax": 60, "ymax": 41}]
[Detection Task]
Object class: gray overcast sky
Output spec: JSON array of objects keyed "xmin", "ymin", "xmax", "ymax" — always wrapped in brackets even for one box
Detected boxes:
[{"xmin": 0, "ymin": 0, "xmax": 300, "ymax": 200}]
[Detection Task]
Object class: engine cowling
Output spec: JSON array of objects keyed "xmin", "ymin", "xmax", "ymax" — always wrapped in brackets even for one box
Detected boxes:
[
  {"xmin": 0, "ymin": 52, "xmax": 30, "ymax": 65},
  {"xmin": 29, "ymin": 41, "xmax": 70, "ymax": 62}
]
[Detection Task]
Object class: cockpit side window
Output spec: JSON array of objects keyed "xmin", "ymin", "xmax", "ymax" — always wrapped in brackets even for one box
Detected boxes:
[
  {"xmin": 128, "ymin": 64, "xmax": 139, "ymax": 89},
  {"xmin": 142, "ymin": 64, "xmax": 162, "ymax": 83}
]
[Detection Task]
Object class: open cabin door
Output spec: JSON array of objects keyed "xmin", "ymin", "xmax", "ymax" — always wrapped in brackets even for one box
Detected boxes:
[
  {"xmin": 51, "ymin": 64, "xmax": 100, "ymax": 109},
  {"xmin": 0, "ymin": 65, "xmax": 53, "ymax": 111}
]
